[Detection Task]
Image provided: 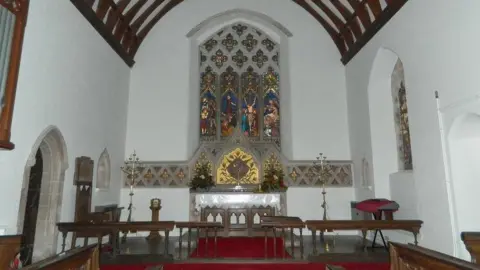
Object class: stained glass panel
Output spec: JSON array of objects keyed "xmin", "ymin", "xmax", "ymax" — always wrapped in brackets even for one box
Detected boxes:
[
  {"xmin": 241, "ymin": 66, "xmax": 260, "ymax": 137},
  {"xmin": 263, "ymin": 67, "xmax": 280, "ymax": 138},
  {"xmin": 200, "ymin": 67, "xmax": 217, "ymax": 139},
  {"xmin": 397, "ymin": 82, "xmax": 412, "ymax": 169},
  {"xmin": 199, "ymin": 23, "xmax": 280, "ymax": 145},
  {"xmin": 220, "ymin": 67, "xmax": 238, "ymax": 137}
]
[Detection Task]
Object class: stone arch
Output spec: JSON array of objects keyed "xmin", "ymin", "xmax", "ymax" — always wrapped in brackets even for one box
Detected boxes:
[
  {"xmin": 186, "ymin": 9, "xmax": 294, "ymax": 159},
  {"xmin": 17, "ymin": 125, "xmax": 68, "ymax": 262},
  {"xmin": 366, "ymin": 47, "xmax": 402, "ymax": 198},
  {"xmin": 447, "ymin": 113, "xmax": 480, "ymax": 260},
  {"xmin": 96, "ymin": 148, "xmax": 111, "ymax": 189}
]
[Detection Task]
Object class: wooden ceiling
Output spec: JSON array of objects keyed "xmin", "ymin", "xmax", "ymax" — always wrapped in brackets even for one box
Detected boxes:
[{"xmin": 70, "ymin": 0, "xmax": 408, "ymax": 67}]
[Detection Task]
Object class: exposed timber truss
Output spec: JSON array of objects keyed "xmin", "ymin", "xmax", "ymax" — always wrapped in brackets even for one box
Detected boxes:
[{"xmin": 70, "ymin": 0, "xmax": 408, "ymax": 67}]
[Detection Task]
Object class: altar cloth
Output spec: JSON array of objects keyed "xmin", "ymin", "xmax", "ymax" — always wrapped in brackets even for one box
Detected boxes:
[{"xmin": 194, "ymin": 193, "xmax": 282, "ymax": 212}]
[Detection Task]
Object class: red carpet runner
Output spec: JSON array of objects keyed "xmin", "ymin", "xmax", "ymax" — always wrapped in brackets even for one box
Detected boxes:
[
  {"xmin": 101, "ymin": 263, "xmax": 389, "ymax": 270},
  {"xmin": 190, "ymin": 237, "xmax": 288, "ymax": 258}
]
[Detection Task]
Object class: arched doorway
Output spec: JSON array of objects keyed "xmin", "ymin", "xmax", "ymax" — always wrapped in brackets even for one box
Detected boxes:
[
  {"xmin": 448, "ymin": 113, "xmax": 480, "ymax": 260},
  {"xmin": 16, "ymin": 126, "xmax": 68, "ymax": 264},
  {"xmin": 20, "ymin": 149, "xmax": 43, "ymax": 265}
]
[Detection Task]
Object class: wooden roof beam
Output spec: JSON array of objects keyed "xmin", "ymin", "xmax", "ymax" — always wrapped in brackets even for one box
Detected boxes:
[
  {"xmin": 131, "ymin": 0, "xmax": 166, "ymax": 33},
  {"xmin": 329, "ymin": 0, "xmax": 361, "ymax": 38},
  {"xmin": 293, "ymin": 0, "xmax": 346, "ymax": 55},
  {"xmin": 114, "ymin": 0, "xmax": 147, "ymax": 39},
  {"xmin": 341, "ymin": 0, "xmax": 408, "ymax": 64},
  {"xmin": 311, "ymin": 0, "xmax": 354, "ymax": 48},
  {"xmin": 346, "ymin": 0, "xmax": 371, "ymax": 28},
  {"xmin": 130, "ymin": 0, "xmax": 184, "ymax": 57}
]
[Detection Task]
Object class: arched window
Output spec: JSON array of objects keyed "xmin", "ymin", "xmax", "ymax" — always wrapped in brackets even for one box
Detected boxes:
[
  {"xmin": 199, "ymin": 23, "xmax": 280, "ymax": 147},
  {"xmin": 96, "ymin": 148, "xmax": 111, "ymax": 189},
  {"xmin": 391, "ymin": 60, "xmax": 412, "ymax": 170}
]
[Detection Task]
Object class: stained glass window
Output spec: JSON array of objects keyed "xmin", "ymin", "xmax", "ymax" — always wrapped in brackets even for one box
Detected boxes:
[
  {"xmin": 199, "ymin": 23, "xmax": 280, "ymax": 146},
  {"xmin": 394, "ymin": 81, "xmax": 413, "ymax": 170}
]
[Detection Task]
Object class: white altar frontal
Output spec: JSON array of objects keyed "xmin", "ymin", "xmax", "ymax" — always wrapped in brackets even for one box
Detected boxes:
[{"xmin": 190, "ymin": 192, "xmax": 287, "ymax": 237}]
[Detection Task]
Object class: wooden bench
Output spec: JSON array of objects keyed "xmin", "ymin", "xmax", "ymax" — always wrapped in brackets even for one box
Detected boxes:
[
  {"xmin": 22, "ymin": 245, "xmax": 99, "ymax": 270},
  {"xmin": 260, "ymin": 216, "xmax": 305, "ymax": 258},
  {"xmin": 461, "ymin": 232, "xmax": 480, "ymax": 263},
  {"xmin": 174, "ymin": 221, "xmax": 224, "ymax": 258},
  {"xmin": 305, "ymin": 219, "xmax": 422, "ymax": 253},
  {"xmin": 57, "ymin": 221, "xmax": 176, "ymax": 257},
  {"xmin": 390, "ymin": 242, "xmax": 480, "ymax": 269}
]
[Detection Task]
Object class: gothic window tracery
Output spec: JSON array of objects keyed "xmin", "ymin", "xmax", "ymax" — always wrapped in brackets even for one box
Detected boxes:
[{"xmin": 199, "ymin": 23, "xmax": 280, "ymax": 147}]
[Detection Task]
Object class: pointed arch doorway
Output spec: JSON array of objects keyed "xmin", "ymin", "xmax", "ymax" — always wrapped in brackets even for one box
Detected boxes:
[{"xmin": 16, "ymin": 126, "xmax": 69, "ymax": 264}]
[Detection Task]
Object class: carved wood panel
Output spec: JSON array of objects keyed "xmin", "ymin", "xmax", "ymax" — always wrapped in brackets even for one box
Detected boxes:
[{"xmin": 201, "ymin": 206, "xmax": 274, "ymax": 237}]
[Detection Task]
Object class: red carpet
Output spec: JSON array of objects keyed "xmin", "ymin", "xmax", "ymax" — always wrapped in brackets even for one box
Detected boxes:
[
  {"xmin": 102, "ymin": 263, "xmax": 389, "ymax": 270},
  {"xmin": 190, "ymin": 237, "xmax": 289, "ymax": 258}
]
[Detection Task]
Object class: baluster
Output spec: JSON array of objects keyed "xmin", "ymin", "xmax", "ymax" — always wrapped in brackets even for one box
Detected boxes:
[
  {"xmin": 282, "ymin": 228, "xmax": 286, "ymax": 259},
  {"xmin": 205, "ymin": 227, "xmax": 209, "ymax": 257},
  {"xmin": 187, "ymin": 228, "xmax": 192, "ymax": 255},
  {"xmin": 164, "ymin": 230, "xmax": 170, "ymax": 256},
  {"xmin": 264, "ymin": 227, "xmax": 268, "ymax": 259},
  {"xmin": 312, "ymin": 229, "xmax": 317, "ymax": 255},
  {"xmin": 61, "ymin": 232, "xmax": 67, "ymax": 252},
  {"xmin": 290, "ymin": 227, "xmax": 295, "ymax": 258},
  {"xmin": 299, "ymin": 227, "xmax": 304, "ymax": 259},
  {"xmin": 214, "ymin": 227, "xmax": 218, "ymax": 258},
  {"xmin": 196, "ymin": 227, "xmax": 200, "ymax": 256},
  {"xmin": 178, "ymin": 228, "xmax": 183, "ymax": 259},
  {"xmin": 273, "ymin": 227, "xmax": 277, "ymax": 258}
]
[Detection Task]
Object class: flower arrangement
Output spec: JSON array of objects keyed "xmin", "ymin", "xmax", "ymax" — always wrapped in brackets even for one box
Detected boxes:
[
  {"xmin": 260, "ymin": 166, "xmax": 287, "ymax": 192},
  {"xmin": 188, "ymin": 162, "xmax": 215, "ymax": 190}
]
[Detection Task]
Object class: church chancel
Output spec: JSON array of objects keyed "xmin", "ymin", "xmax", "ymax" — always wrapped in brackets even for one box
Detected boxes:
[
  {"xmin": 188, "ymin": 131, "xmax": 288, "ymax": 237},
  {"xmin": 124, "ymin": 22, "xmax": 353, "ymax": 238}
]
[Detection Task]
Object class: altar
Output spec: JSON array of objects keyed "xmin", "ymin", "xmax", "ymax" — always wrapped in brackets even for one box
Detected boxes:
[{"xmin": 189, "ymin": 192, "xmax": 287, "ymax": 237}]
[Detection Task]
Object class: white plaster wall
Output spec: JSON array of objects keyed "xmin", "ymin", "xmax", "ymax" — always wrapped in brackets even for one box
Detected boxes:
[
  {"xmin": 0, "ymin": 1, "xmax": 130, "ymax": 239},
  {"xmin": 126, "ymin": 0, "xmax": 350, "ymax": 161},
  {"xmin": 345, "ymin": 0, "xmax": 480, "ymax": 255}
]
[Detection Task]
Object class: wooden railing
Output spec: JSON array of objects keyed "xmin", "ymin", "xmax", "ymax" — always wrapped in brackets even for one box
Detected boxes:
[
  {"xmin": 462, "ymin": 232, "xmax": 480, "ymax": 263},
  {"xmin": 390, "ymin": 242, "xmax": 480, "ymax": 270},
  {"xmin": 0, "ymin": 235, "xmax": 21, "ymax": 269},
  {"xmin": 58, "ymin": 217, "xmax": 425, "ymax": 262},
  {"xmin": 21, "ymin": 245, "xmax": 99, "ymax": 270}
]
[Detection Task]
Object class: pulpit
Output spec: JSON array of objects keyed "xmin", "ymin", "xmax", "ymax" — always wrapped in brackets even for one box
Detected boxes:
[{"xmin": 190, "ymin": 191, "xmax": 287, "ymax": 237}]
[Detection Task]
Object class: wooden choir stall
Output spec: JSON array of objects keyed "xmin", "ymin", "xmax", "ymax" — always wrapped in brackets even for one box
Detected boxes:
[{"xmin": 71, "ymin": 156, "xmax": 123, "ymax": 249}]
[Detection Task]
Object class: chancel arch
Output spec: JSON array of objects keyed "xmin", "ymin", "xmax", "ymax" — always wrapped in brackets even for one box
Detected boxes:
[{"xmin": 16, "ymin": 125, "xmax": 68, "ymax": 263}]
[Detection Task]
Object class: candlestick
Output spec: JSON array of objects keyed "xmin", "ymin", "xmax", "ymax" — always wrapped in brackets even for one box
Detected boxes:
[
  {"xmin": 313, "ymin": 153, "xmax": 333, "ymax": 244},
  {"xmin": 120, "ymin": 150, "xmax": 144, "ymax": 243}
]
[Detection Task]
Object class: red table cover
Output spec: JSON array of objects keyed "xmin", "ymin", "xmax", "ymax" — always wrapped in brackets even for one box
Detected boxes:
[{"xmin": 355, "ymin": 199, "xmax": 399, "ymax": 213}]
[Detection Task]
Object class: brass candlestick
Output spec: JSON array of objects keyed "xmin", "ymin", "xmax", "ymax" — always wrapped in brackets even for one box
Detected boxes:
[
  {"xmin": 120, "ymin": 150, "xmax": 144, "ymax": 243},
  {"xmin": 147, "ymin": 198, "xmax": 162, "ymax": 241},
  {"xmin": 313, "ymin": 153, "xmax": 333, "ymax": 245}
]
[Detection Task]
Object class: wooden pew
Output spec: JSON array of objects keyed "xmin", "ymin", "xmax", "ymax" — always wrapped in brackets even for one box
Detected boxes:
[
  {"xmin": 0, "ymin": 235, "xmax": 21, "ymax": 269},
  {"xmin": 260, "ymin": 216, "xmax": 305, "ymax": 258},
  {"xmin": 175, "ymin": 222, "xmax": 224, "ymax": 258},
  {"xmin": 305, "ymin": 219, "xmax": 422, "ymax": 252},
  {"xmin": 390, "ymin": 242, "xmax": 480, "ymax": 270},
  {"xmin": 21, "ymin": 244, "xmax": 99, "ymax": 270},
  {"xmin": 461, "ymin": 232, "xmax": 480, "ymax": 263},
  {"xmin": 57, "ymin": 221, "xmax": 175, "ymax": 257}
]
